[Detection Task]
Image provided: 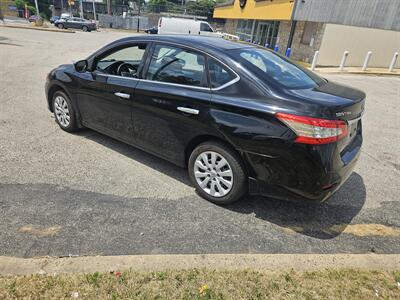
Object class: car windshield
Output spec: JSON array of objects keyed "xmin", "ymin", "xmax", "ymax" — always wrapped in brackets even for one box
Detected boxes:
[{"xmin": 228, "ymin": 47, "xmax": 326, "ymax": 89}]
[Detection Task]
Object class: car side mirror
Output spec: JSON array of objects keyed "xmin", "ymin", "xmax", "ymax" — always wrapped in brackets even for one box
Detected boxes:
[{"xmin": 74, "ymin": 60, "xmax": 88, "ymax": 73}]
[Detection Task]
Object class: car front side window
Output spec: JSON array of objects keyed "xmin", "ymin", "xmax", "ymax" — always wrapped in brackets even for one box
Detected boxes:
[
  {"xmin": 95, "ymin": 44, "xmax": 147, "ymax": 78},
  {"xmin": 146, "ymin": 44, "xmax": 207, "ymax": 87}
]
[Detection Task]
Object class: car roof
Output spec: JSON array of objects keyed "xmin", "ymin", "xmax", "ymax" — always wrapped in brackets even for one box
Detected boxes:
[{"xmin": 114, "ymin": 35, "xmax": 252, "ymax": 52}]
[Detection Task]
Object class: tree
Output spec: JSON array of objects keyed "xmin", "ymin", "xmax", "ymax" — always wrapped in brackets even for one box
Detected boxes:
[
  {"xmin": 112, "ymin": 0, "xmax": 126, "ymax": 5},
  {"xmin": 186, "ymin": 0, "xmax": 216, "ymax": 18},
  {"xmin": 15, "ymin": 0, "xmax": 36, "ymax": 16},
  {"xmin": 148, "ymin": 0, "xmax": 168, "ymax": 13},
  {"xmin": 15, "ymin": 0, "xmax": 52, "ymax": 18},
  {"xmin": 146, "ymin": 0, "xmax": 224, "ymax": 16}
]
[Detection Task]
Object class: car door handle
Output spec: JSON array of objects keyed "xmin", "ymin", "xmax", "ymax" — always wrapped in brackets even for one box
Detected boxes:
[
  {"xmin": 177, "ymin": 107, "xmax": 199, "ymax": 115},
  {"xmin": 114, "ymin": 92, "xmax": 130, "ymax": 99}
]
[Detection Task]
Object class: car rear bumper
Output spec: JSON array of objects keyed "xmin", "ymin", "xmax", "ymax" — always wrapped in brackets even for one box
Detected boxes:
[{"xmin": 244, "ymin": 134, "xmax": 362, "ymax": 203}]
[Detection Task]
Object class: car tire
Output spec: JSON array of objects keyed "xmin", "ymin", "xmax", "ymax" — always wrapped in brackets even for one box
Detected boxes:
[
  {"xmin": 188, "ymin": 141, "xmax": 247, "ymax": 205},
  {"xmin": 58, "ymin": 23, "xmax": 64, "ymax": 29},
  {"xmin": 82, "ymin": 26, "xmax": 88, "ymax": 32},
  {"xmin": 52, "ymin": 90, "xmax": 78, "ymax": 132}
]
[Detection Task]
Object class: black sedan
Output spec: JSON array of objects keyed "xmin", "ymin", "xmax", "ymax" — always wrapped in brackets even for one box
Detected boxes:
[
  {"xmin": 145, "ymin": 26, "xmax": 158, "ymax": 34},
  {"xmin": 54, "ymin": 17, "xmax": 96, "ymax": 32},
  {"xmin": 45, "ymin": 36, "xmax": 365, "ymax": 205}
]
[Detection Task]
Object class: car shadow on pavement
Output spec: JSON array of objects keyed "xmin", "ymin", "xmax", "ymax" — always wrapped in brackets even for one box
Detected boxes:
[
  {"xmin": 77, "ymin": 129, "xmax": 192, "ymax": 186},
  {"xmin": 0, "ymin": 36, "xmax": 22, "ymax": 47},
  {"xmin": 77, "ymin": 129, "xmax": 366, "ymax": 240},
  {"xmin": 227, "ymin": 173, "xmax": 366, "ymax": 239}
]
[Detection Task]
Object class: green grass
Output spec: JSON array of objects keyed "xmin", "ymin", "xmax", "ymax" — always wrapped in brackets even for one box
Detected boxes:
[{"xmin": 0, "ymin": 268, "xmax": 399, "ymax": 299}]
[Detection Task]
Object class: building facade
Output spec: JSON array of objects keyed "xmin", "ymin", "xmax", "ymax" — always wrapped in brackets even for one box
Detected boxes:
[
  {"xmin": 214, "ymin": 0, "xmax": 293, "ymax": 50},
  {"xmin": 214, "ymin": 0, "xmax": 400, "ymax": 68}
]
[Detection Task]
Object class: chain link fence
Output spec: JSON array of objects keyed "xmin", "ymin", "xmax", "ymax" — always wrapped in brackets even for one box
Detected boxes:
[{"xmin": 98, "ymin": 14, "xmax": 149, "ymax": 30}]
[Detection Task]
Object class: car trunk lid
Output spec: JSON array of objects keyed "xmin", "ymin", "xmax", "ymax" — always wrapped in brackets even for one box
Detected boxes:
[{"xmin": 278, "ymin": 80, "xmax": 365, "ymax": 151}]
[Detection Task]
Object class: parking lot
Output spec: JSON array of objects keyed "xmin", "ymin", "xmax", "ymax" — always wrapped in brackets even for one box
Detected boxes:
[{"xmin": 0, "ymin": 27, "xmax": 399, "ymax": 258}]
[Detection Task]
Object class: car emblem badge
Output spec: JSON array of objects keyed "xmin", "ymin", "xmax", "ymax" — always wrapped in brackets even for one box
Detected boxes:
[{"xmin": 336, "ymin": 111, "xmax": 352, "ymax": 117}]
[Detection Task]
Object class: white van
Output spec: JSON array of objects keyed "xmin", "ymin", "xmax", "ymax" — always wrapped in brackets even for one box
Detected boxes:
[
  {"xmin": 157, "ymin": 17, "xmax": 238, "ymax": 40},
  {"xmin": 60, "ymin": 13, "xmax": 72, "ymax": 19}
]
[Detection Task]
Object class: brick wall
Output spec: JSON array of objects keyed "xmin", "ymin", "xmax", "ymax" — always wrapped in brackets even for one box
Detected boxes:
[
  {"xmin": 276, "ymin": 21, "xmax": 291, "ymax": 54},
  {"xmin": 223, "ymin": 19, "xmax": 238, "ymax": 35},
  {"xmin": 277, "ymin": 21, "xmax": 325, "ymax": 63}
]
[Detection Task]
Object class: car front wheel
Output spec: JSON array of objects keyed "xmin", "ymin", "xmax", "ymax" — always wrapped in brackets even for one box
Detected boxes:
[
  {"xmin": 58, "ymin": 23, "xmax": 64, "ymax": 29},
  {"xmin": 82, "ymin": 26, "xmax": 88, "ymax": 32},
  {"xmin": 188, "ymin": 141, "xmax": 247, "ymax": 205},
  {"xmin": 52, "ymin": 91, "xmax": 78, "ymax": 132}
]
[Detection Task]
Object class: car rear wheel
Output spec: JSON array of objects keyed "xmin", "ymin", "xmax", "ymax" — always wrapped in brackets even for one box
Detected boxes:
[
  {"xmin": 82, "ymin": 26, "xmax": 88, "ymax": 32},
  {"xmin": 188, "ymin": 141, "xmax": 247, "ymax": 205},
  {"xmin": 53, "ymin": 91, "xmax": 78, "ymax": 132},
  {"xmin": 58, "ymin": 23, "xmax": 64, "ymax": 29}
]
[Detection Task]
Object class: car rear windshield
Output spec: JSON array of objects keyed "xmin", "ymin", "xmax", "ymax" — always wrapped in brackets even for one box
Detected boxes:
[{"xmin": 228, "ymin": 47, "xmax": 326, "ymax": 89}]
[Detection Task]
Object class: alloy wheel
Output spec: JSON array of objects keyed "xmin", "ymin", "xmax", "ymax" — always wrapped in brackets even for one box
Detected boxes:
[
  {"xmin": 54, "ymin": 96, "xmax": 70, "ymax": 127},
  {"xmin": 193, "ymin": 151, "xmax": 234, "ymax": 197}
]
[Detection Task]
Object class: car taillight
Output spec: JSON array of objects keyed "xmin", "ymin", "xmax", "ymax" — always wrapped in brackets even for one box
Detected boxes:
[{"xmin": 276, "ymin": 113, "xmax": 348, "ymax": 145}]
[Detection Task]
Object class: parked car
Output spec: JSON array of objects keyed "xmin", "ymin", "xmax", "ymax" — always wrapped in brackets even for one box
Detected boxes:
[
  {"xmin": 28, "ymin": 15, "xmax": 41, "ymax": 22},
  {"xmin": 54, "ymin": 17, "xmax": 96, "ymax": 32},
  {"xmin": 157, "ymin": 17, "xmax": 238, "ymax": 40},
  {"xmin": 50, "ymin": 16, "xmax": 60, "ymax": 24},
  {"xmin": 145, "ymin": 26, "xmax": 158, "ymax": 34},
  {"xmin": 45, "ymin": 36, "xmax": 365, "ymax": 205}
]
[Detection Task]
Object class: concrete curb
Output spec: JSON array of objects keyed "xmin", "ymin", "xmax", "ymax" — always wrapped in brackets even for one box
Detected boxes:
[
  {"xmin": 1, "ymin": 254, "xmax": 399, "ymax": 276},
  {"xmin": 0, "ymin": 24, "xmax": 75, "ymax": 33},
  {"xmin": 313, "ymin": 69, "xmax": 400, "ymax": 77}
]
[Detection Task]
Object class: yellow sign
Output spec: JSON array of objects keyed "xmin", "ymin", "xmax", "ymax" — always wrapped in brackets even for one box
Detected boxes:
[{"xmin": 214, "ymin": 0, "xmax": 294, "ymax": 21}]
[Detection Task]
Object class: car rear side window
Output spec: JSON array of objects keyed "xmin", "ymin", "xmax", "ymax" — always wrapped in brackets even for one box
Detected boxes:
[
  {"xmin": 146, "ymin": 44, "xmax": 207, "ymax": 87},
  {"xmin": 208, "ymin": 58, "xmax": 236, "ymax": 88},
  {"xmin": 229, "ymin": 48, "xmax": 326, "ymax": 89}
]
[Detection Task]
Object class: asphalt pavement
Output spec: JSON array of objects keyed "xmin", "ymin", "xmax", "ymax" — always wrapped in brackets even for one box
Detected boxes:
[{"xmin": 0, "ymin": 27, "xmax": 399, "ymax": 258}]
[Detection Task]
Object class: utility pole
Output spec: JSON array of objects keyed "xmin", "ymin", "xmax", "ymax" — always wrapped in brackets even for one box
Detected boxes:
[
  {"xmin": 79, "ymin": 0, "xmax": 83, "ymax": 18},
  {"xmin": 34, "ymin": 0, "xmax": 40, "ymax": 16},
  {"xmin": 92, "ymin": 0, "xmax": 97, "ymax": 23},
  {"xmin": 136, "ymin": 0, "xmax": 140, "ymax": 32},
  {"xmin": 107, "ymin": 0, "xmax": 111, "ymax": 15}
]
